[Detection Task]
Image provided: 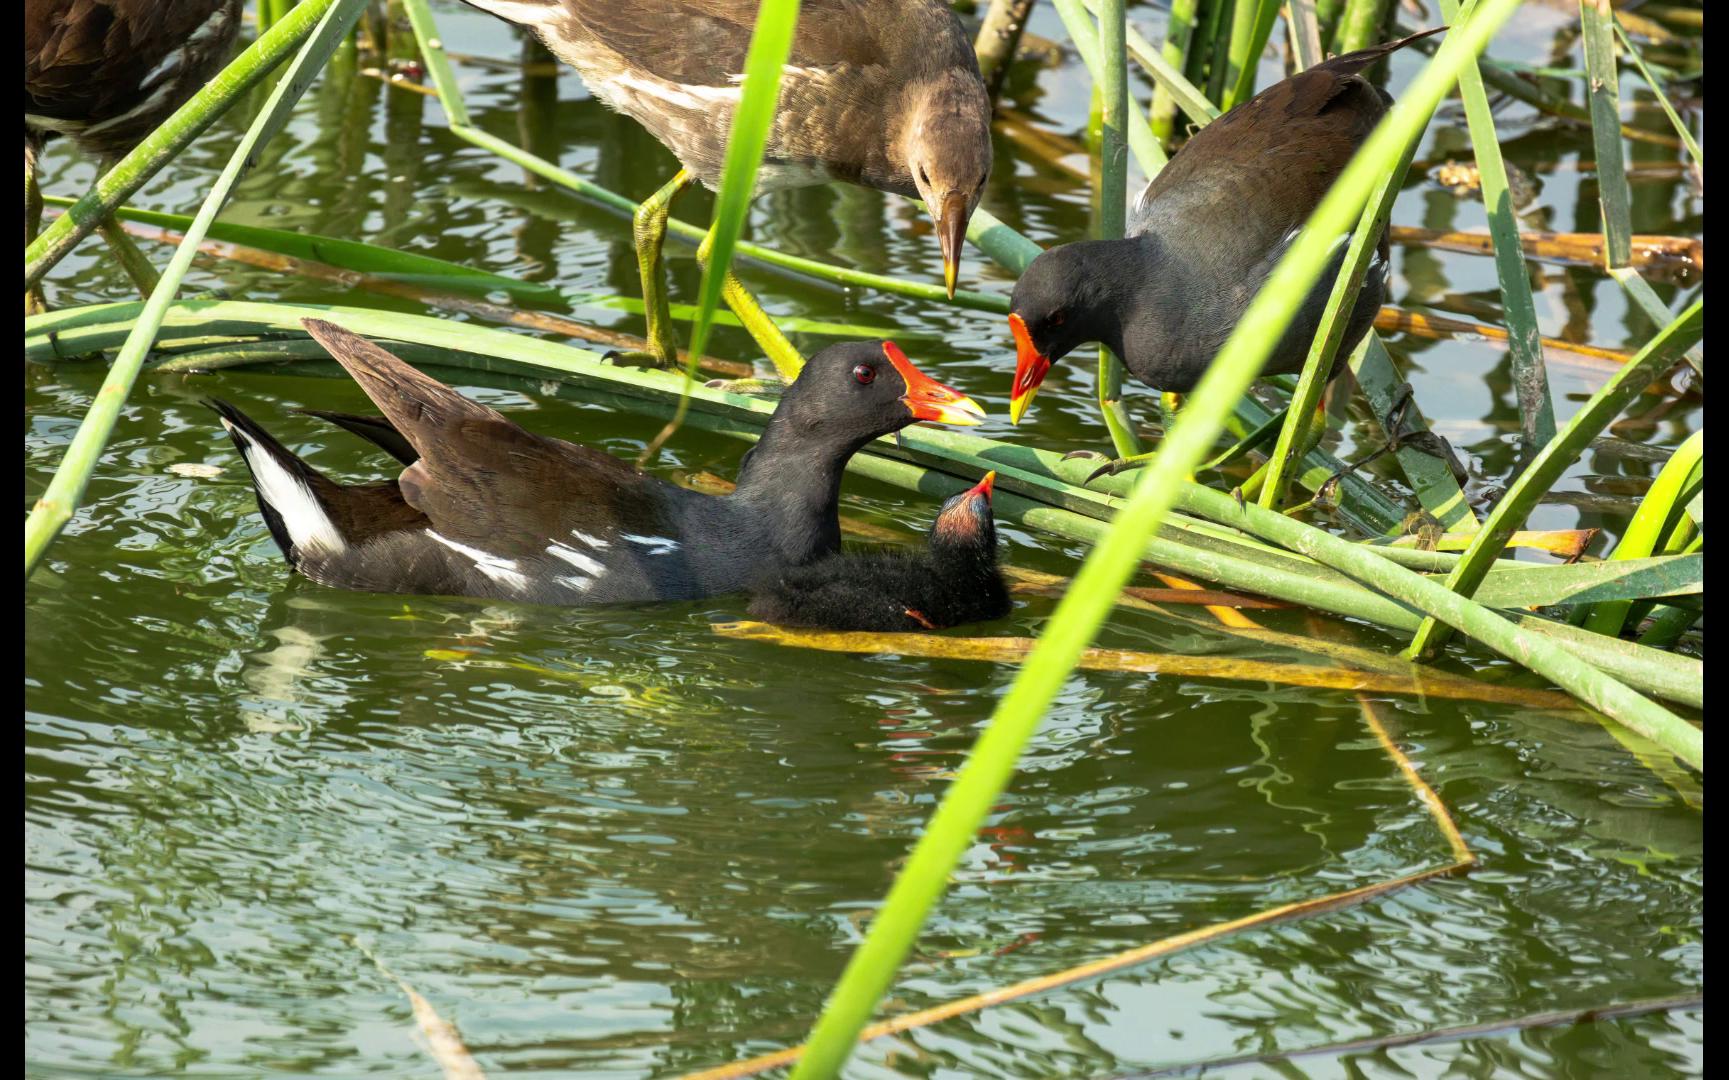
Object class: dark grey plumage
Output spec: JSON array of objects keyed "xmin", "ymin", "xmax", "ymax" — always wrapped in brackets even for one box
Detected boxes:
[{"xmin": 1005, "ymin": 29, "xmax": 1445, "ymax": 414}]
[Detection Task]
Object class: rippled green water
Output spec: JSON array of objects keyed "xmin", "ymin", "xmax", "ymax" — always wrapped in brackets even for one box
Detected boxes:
[{"xmin": 25, "ymin": 3, "xmax": 1702, "ymax": 1076}]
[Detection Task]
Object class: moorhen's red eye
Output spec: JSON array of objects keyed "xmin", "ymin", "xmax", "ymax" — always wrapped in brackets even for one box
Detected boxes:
[
  {"xmin": 851, "ymin": 363, "xmax": 876, "ymax": 385},
  {"xmin": 1050, "ymin": 310, "xmax": 1066, "ymax": 327}
]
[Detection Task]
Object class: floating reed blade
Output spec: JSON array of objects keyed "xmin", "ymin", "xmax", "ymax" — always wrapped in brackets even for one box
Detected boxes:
[{"xmin": 712, "ymin": 621, "xmax": 1582, "ymax": 711}]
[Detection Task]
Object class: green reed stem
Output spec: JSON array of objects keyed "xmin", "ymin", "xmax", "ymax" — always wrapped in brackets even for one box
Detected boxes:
[
  {"xmin": 1092, "ymin": 0, "xmax": 1144, "ymax": 460},
  {"xmin": 1333, "ymin": 0, "xmax": 1392, "ymax": 55},
  {"xmin": 1259, "ymin": 140, "xmax": 1415, "ymax": 511},
  {"xmin": 1439, "ymin": 0, "xmax": 1554, "ymax": 450},
  {"xmin": 1150, "ymin": 0, "xmax": 1200, "ymax": 140},
  {"xmin": 787, "ymin": 3, "xmax": 1527, "ymax": 1074},
  {"xmin": 1405, "ymin": 299, "xmax": 1704, "ymax": 659},
  {"xmin": 1583, "ymin": 430, "xmax": 1703, "ymax": 638},
  {"xmin": 1222, "ymin": 0, "xmax": 1281, "ymax": 110},
  {"xmin": 23, "ymin": 0, "xmax": 368, "ymax": 579},
  {"xmin": 1612, "ymin": 17, "xmax": 1702, "ymax": 164}
]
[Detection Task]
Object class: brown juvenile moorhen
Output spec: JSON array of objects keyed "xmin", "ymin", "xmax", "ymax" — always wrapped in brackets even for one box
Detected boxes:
[
  {"xmin": 460, "ymin": 0, "xmax": 993, "ymax": 370},
  {"xmin": 25, "ymin": 0, "xmax": 243, "ymax": 301},
  {"xmin": 1005, "ymin": 29, "xmax": 1446, "ymax": 432},
  {"xmin": 748, "ymin": 471, "xmax": 1008, "ymax": 632},
  {"xmin": 211, "ymin": 318, "xmax": 985, "ymax": 605}
]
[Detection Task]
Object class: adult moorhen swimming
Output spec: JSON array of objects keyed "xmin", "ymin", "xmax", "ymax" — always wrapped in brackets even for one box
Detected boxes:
[
  {"xmin": 1004, "ymin": 29, "xmax": 1446, "ymax": 443},
  {"xmin": 211, "ymin": 318, "xmax": 985, "ymax": 605},
  {"xmin": 748, "ymin": 471, "xmax": 1009, "ymax": 631},
  {"xmin": 25, "ymin": 0, "xmax": 242, "ymax": 305},
  {"xmin": 460, "ymin": 0, "xmax": 993, "ymax": 371}
]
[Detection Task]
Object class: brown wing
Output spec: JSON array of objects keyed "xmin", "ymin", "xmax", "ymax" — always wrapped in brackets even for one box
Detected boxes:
[
  {"xmin": 558, "ymin": 0, "xmax": 879, "ymax": 86},
  {"xmin": 1131, "ymin": 71, "xmax": 1398, "ymax": 299},
  {"xmin": 1130, "ymin": 28, "xmax": 1444, "ymax": 267},
  {"xmin": 300, "ymin": 319, "xmax": 677, "ymax": 558}
]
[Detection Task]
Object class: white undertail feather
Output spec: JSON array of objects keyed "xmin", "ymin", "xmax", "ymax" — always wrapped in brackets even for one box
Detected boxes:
[{"xmin": 220, "ymin": 418, "xmax": 346, "ymax": 557}]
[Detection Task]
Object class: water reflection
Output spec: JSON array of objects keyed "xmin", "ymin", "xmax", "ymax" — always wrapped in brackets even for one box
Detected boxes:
[{"xmin": 25, "ymin": 4, "xmax": 1701, "ymax": 1076}]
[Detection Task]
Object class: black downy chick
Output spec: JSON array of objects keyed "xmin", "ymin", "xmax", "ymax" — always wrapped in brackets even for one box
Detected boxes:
[{"xmin": 747, "ymin": 471, "xmax": 1009, "ymax": 632}]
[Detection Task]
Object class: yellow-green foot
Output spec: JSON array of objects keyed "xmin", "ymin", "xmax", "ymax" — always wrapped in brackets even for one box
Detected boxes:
[{"xmin": 633, "ymin": 169, "xmax": 693, "ymax": 368}]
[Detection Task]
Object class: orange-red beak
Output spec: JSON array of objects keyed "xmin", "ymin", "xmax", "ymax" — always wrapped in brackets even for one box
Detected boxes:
[
  {"xmin": 1007, "ymin": 313, "xmax": 1050, "ymax": 425},
  {"xmin": 883, "ymin": 342, "xmax": 985, "ymax": 426},
  {"xmin": 964, "ymin": 470, "xmax": 996, "ymax": 503}
]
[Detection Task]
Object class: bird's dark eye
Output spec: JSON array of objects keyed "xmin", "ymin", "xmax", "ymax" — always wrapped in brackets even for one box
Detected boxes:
[
  {"xmin": 1049, "ymin": 310, "xmax": 1066, "ymax": 327},
  {"xmin": 851, "ymin": 363, "xmax": 876, "ymax": 385}
]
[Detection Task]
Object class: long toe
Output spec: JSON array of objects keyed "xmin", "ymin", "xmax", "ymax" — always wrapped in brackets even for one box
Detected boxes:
[{"xmin": 604, "ymin": 349, "xmax": 679, "ymax": 370}]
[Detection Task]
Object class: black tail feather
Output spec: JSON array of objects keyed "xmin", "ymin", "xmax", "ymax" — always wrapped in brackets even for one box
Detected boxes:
[{"xmin": 298, "ymin": 408, "xmax": 420, "ymax": 466}]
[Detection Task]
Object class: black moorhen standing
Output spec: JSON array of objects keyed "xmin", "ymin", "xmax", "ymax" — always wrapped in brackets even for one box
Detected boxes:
[
  {"xmin": 1004, "ymin": 29, "xmax": 1447, "ymax": 443},
  {"xmin": 25, "ymin": 0, "xmax": 243, "ymax": 306},
  {"xmin": 211, "ymin": 318, "xmax": 985, "ymax": 605},
  {"xmin": 459, "ymin": 0, "xmax": 993, "ymax": 371},
  {"xmin": 748, "ymin": 471, "xmax": 1008, "ymax": 631}
]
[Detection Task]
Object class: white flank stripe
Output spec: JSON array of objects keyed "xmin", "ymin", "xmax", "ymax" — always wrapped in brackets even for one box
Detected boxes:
[
  {"xmin": 571, "ymin": 530, "xmax": 610, "ymax": 550},
  {"xmin": 427, "ymin": 531, "xmax": 528, "ymax": 592},
  {"xmin": 85, "ymin": 80, "xmax": 178, "ymax": 135},
  {"xmin": 556, "ymin": 575, "xmax": 594, "ymax": 593},
  {"xmin": 623, "ymin": 534, "xmax": 681, "ymax": 556},
  {"xmin": 223, "ymin": 419, "xmax": 345, "ymax": 556},
  {"xmin": 546, "ymin": 541, "xmax": 606, "ymax": 577}
]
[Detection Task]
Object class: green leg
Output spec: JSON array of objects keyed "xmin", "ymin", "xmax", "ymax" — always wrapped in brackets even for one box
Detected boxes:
[
  {"xmin": 610, "ymin": 168, "xmax": 692, "ymax": 369},
  {"xmin": 96, "ymin": 216, "xmax": 161, "ymax": 298},
  {"xmin": 698, "ymin": 230, "xmax": 806, "ymax": 382},
  {"xmin": 25, "ymin": 139, "xmax": 45, "ymax": 316}
]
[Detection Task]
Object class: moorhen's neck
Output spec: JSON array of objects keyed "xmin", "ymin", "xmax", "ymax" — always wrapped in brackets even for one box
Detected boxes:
[
  {"xmin": 1063, "ymin": 236, "xmax": 1159, "ymax": 364},
  {"xmin": 733, "ymin": 412, "xmax": 887, "ymax": 565}
]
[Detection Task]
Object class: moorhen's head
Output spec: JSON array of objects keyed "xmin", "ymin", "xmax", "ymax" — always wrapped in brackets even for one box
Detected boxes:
[
  {"xmin": 775, "ymin": 340, "xmax": 986, "ymax": 444},
  {"xmin": 900, "ymin": 74, "xmax": 993, "ymax": 299},
  {"xmin": 929, "ymin": 470, "xmax": 999, "ymax": 562},
  {"xmin": 1005, "ymin": 241, "xmax": 1127, "ymax": 424}
]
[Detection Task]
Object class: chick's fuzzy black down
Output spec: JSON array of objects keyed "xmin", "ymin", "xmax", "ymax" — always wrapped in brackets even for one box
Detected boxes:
[{"xmin": 748, "ymin": 548, "xmax": 1009, "ymax": 632}]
